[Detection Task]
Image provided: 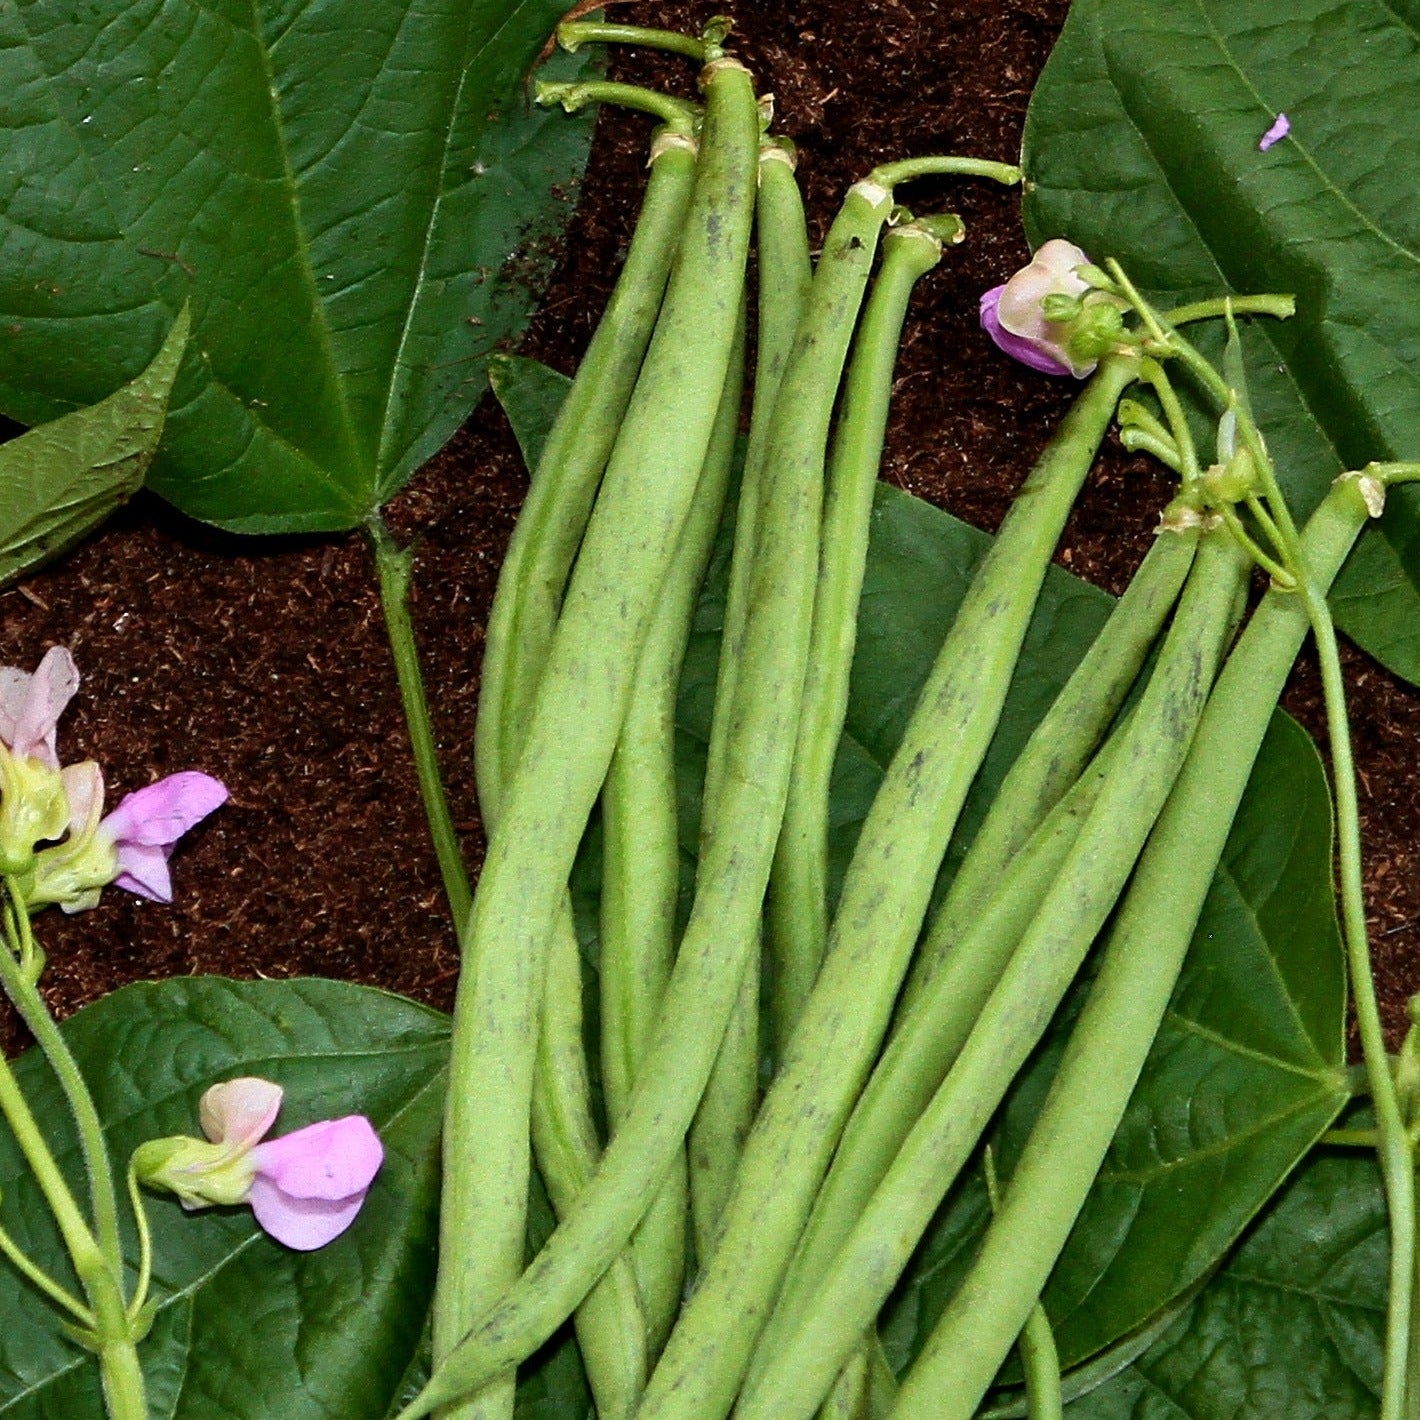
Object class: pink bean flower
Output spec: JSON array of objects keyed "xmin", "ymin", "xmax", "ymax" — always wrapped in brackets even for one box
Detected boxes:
[
  {"xmin": 980, "ymin": 238, "xmax": 1105, "ymax": 379},
  {"xmin": 136, "ymin": 1077, "xmax": 385, "ymax": 1251},
  {"xmin": 0, "ymin": 647, "xmax": 227, "ymax": 909},
  {"xmin": 0, "ymin": 646, "xmax": 79, "ymax": 768},
  {"xmin": 100, "ymin": 771, "xmax": 229, "ymax": 903}
]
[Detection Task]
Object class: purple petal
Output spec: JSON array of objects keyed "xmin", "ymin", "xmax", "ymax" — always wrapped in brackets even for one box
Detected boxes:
[
  {"xmin": 112, "ymin": 842, "xmax": 174, "ymax": 902},
  {"xmin": 0, "ymin": 648, "xmax": 79, "ymax": 768},
  {"xmin": 980, "ymin": 286, "xmax": 1074, "ymax": 377},
  {"xmin": 102, "ymin": 771, "xmax": 228, "ymax": 848},
  {"xmin": 60, "ymin": 762, "xmax": 105, "ymax": 835},
  {"xmin": 252, "ymin": 1117, "xmax": 384, "ymax": 1201},
  {"xmin": 248, "ymin": 1176, "xmax": 370, "ymax": 1251},
  {"xmin": 1259, "ymin": 114, "xmax": 1290, "ymax": 151},
  {"xmin": 200, "ymin": 1077, "xmax": 283, "ymax": 1149}
]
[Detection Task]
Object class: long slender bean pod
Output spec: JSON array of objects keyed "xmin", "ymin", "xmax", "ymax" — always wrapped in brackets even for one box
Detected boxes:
[
  {"xmin": 635, "ymin": 351, "xmax": 1128, "ymax": 1420},
  {"xmin": 891, "ymin": 470, "xmax": 1390, "ymax": 1420},
  {"xmin": 768, "ymin": 214, "xmax": 959, "ymax": 1060},
  {"xmin": 687, "ymin": 136, "xmax": 813, "ymax": 1256},
  {"xmin": 474, "ymin": 122, "xmax": 698, "ymax": 812},
  {"xmin": 429, "ymin": 58, "xmax": 759, "ymax": 1418},
  {"xmin": 734, "ymin": 525, "xmax": 1250, "ymax": 1420},
  {"xmin": 600, "ymin": 310, "xmax": 747, "ymax": 1354},
  {"xmin": 398, "ymin": 157, "xmax": 1016, "ymax": 1420},
  {"xmin": 467, "ymin": 113, "xmax": 703, "ymax": 1420},
  {"xmin": 899, "ymin": 517, "xmax": 1197, "ymax": 1011},
  {"xmin": 764, "ymin": 680, "xmax": 1146, "ymax": 1405}
]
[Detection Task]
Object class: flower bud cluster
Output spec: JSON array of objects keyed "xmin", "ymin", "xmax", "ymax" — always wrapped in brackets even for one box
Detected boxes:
[{"xmin": 0, "ymin": 647, "xmax": 226, "ymax": 914}]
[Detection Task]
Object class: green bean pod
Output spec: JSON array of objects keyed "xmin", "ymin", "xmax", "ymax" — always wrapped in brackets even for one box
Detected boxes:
[
  {"xmin": 900, "ymin": 516, "xmax": 1198, "ymax": 1012},
  {"xmin": 398, "ymin": 165, "xmax": 913, "ymax": 1420},
  {"xmin": 474, "ymin": 126, "xmax": 699, "ymax": 814},
  {"xmin": 430, "ymin": 57, "xmax": 759, "ymax": 1415},
  {"xmin": 733, "ymin": 525, "xmax": 1249, "ymax": 1420},
  {"xmin": 599, "ymin": 308, "xmax": 747, "ymax": 1353},
  {"xmin": 891, "ymin": 473, "xmax": 1381, "ymax": 1420},
  {"xmin": 768, "ymin": 213, "xmax": 960, "ymax": 1061},
  {"xmin": 687, "ymin": 136, "xmax": 813, "ymax": 1257},
  {"xmin": 475, "ymin": 120, "xmax": 703, "ymax": 1420},
  {"xmin": 637, "ymin": 355, "xmax": 1135, "ymax": 1420}
]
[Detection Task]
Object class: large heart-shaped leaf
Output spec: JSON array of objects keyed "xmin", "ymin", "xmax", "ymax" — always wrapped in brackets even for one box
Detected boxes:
[
  {"xmin": 1022, "ymin": 0, "xmax": 1420, "ymax": 682},
  {"xmin": 0, "ymin": 309, "xmax": 186, "ymax": 588},
  {"xmin": 0, "ymin": 0, "xmax": 593, "ymax": 534},
  {"xmin": 1064, "ymin": 1146, "xmax": 1385, "ymax": 1417},
  {"xmin": 0, "ymin": 977, "xmax": 446, "ymax": 1417},
  {"xmin": 492, "ymin": 356, "xmax": 1346, "ymax": 1380}
]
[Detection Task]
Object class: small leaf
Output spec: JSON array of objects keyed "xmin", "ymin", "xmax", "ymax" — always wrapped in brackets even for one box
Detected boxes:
[
  {"xmin": 0, "ymin": 1, "xmax": 593, "ymax": 534},
  {"xmin": 0, "ymin": 310, "xmax": 187, "ymax": 588},
  {"xmin": 0, "ymin": 977, "xmax": 446, "ymax": 1418},
  {"xmin": 1064, "ymin": 1147, "xmax": 1385, "ymax": 1417},
  {"xmin": 490, "ymin": 355, "xmax": 573, "ymax": 477},
  {"xmin": 1022, "ymin": 0, "xmax": 1420, "ymax": 683}
]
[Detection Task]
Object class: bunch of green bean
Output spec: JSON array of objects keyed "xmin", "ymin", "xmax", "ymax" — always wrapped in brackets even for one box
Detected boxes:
[{"xmin": 389, "ymin": 18, "xmax": 1413, "ymax": 1420}]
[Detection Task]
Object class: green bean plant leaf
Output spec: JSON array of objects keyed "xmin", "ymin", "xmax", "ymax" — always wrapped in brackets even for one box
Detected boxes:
[
  {"xmin": 1062, "ymin": 1146, "xmax": 1385, "ymax": 1417},
  {"xmin": 0, "ymin": 0, "xmax": 593, "ymax": 535},
  {"xmin": 493, "ymin": 356, "xmax": 1346, "ymax": 1384},
  {"xmin": 0, "ymin": 977, "xmax": 446, "ymax": 1417},
  {"xmin": 1022, "ymin": 0, "xmax": 1420, "ymax": 683},
  {"xmin": 0, "ymin": 309, "xmax": 186, "ymax": 589}
]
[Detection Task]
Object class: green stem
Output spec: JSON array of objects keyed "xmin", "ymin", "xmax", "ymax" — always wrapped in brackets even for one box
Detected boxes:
[
  {"xmin": 869, "ymin": 156, "xmax": 1022, "ymax": 188},
  {"xmin": 1162, "ymin": 294, "xmax": 1294, "ymax": 325},
  {"xmin": 1304, "ymin": 580, "xmax": 1415, "ymax": 1420},
  {"xmin": 1, "ymin": 888, "xmax": 122, "ymax": 1275},
  {"xmin": 556, "ymin": 20, "xmax": 711, "ymax": 63},
  {"xmin": 535, "ymin": 80, "xmax": 699, "ymax": 133},
  {"xmin": 0, "ymin": 1213, "xmax": 92, "ymax": 1322},
  {"xmin": 368, "ymin": 517, "xmax": 472, "ymax": 932},
  {"xmin": 124, "ymin": 1161, "xmax": 152, "ymax": 1324}
]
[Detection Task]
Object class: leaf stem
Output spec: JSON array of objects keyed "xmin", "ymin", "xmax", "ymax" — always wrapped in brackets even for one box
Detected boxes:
[{"xmin": 367, "ymin": 514, "xmax": 472, "ymax": 932}]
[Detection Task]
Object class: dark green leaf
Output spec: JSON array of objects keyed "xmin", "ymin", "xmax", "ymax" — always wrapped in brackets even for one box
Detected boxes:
[
  {"xmin": 0, "ymin": 0, "xmax": 593, "ymax": 534},
  {"xmin": 493, "ymin": 356, "xmax": 1346, "ymax": 1379},
  {"xmin": 1022, "ymin": 0, "xmax": 1420, "ymax": 683},
  {"xmin": 1064, "ymin": 1147, "xmax": 1385, "ymax": 1418},
  {"xmin": 0, "ymin": 977, "xmax": 446, "ymax": 1417},
  {"xmin": 0, "ymin": 310, "xmax": 187, "ymax": 588},
  {"xmin": 490, "ymin": 355, "xmax": 575, "ymax": 477}
]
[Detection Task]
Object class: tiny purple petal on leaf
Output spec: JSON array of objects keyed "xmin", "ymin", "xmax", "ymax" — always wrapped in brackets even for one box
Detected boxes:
[
  {"xmin": 1259, "ymin": 113, "xmax": 1290, "ymax": 151},
  {"xmin": 0, "ymin": 647, "xmax": 79, "ymax": 768},
  {"xmin": 201, "ymin": 1077, "xmax": 284, "ymax": 1150}
]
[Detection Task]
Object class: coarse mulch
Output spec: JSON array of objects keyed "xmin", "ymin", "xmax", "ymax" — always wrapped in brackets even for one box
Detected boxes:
[{"xmin": 2, "ymin": 1, "xmax": 1416, "ymax": 1056}]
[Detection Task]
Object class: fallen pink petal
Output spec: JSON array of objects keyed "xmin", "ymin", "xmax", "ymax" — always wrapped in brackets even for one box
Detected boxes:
[{"xmin": 1259, "ymin": 113, "xmax": 1290, "ymax": 151}]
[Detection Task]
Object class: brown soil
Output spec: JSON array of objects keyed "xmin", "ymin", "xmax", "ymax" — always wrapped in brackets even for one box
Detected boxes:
[{"xmin": 1, "ymin": 1, "xmax": 1416, "ymax": 1053}]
